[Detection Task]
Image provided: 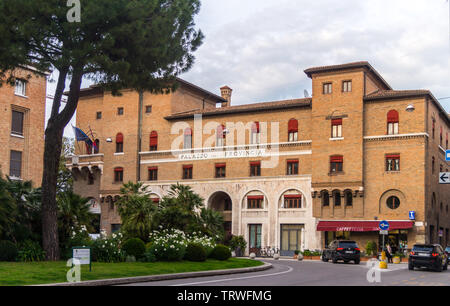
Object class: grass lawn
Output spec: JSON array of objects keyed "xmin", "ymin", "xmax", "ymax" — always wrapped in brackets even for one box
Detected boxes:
[{"xmin": 0, "ymin": 258, "xmax": 263, "ymax": 286}]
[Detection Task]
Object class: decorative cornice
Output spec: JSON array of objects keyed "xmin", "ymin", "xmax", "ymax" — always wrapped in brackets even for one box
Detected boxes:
[{"xmin": 364, "ymin": 133, "xmax": 428, "ymax": 142}]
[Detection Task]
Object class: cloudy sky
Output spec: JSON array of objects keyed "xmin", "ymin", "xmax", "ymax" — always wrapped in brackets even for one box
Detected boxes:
[{"xmin": 51, "ymin": 0, "xmax": 450, "ymax": 137}]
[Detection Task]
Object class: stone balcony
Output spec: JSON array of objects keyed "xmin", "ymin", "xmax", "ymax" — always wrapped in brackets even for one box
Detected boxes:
[{"xmin": 65, "ymin": 154, "xmax": 104, "ymax": 175}]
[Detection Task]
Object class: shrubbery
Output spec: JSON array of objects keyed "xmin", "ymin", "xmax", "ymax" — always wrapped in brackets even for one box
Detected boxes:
[
  {"xmin": 122, "ymin": 238, "xmax": 146, "ymax": 259},
  {"xmin": 210, "ymin": 244, "xmax": 231, "ymax": 261},
  {"xmin": 92, "ymin": 231, "xmax": 124, "ymax": 263},
  {"xmin": 185, "ymin": 243, "xmax": 207, "ymax": 262},
  {"xmin": 0, "ymin": 240, "xmax": 18, "ymax": 261},
  {"xmin": 17, "ymin": 240, "xmax": 46, "ymax": 262}
]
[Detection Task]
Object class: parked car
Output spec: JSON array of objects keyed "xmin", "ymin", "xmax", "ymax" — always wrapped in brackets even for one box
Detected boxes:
[
  {"xmin": 322, "ymin": 240, "xmax": 361, "ymax": 264},
  {"xmin": 445, "ymin": 247, "xmax": 450, "ymax": 266},
  {"xmin": 408, "ymin": 244, "xmax": 448, "ymax": 272}
]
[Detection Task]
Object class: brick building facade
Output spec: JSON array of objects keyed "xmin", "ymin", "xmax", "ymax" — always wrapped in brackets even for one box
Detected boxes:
[
  {"xmin": 68, "ymin": 62, "xmax": 450, "ymax": 255},
  {"xmin": 0, "ymin": 67, "xmax": 47, "ymax": 186}
]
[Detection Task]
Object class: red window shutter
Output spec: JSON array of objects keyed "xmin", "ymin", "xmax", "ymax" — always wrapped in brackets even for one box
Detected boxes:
[
  {"xmin": 152, "ymin": 198, "xmax": 160, "ymax": 203},
  {"xmin": 148, "ymin": 167, "xmax": 158, "ymax": 171},
  {"xmin": 332, "ymin": 118, "xmax": 342, "ymax": 126},
  {"xmin": 250, "ymin": 161, "xmax": 261, "ymax": 166},
  {"xmin": 287, "ymin": 159, "xmax": 298, "ymax": 164},
  {"xmin": 284, "ymin": 195, "xmax": 302, "ymax": 199},
  {"xmin": 215, "ymin": 163, "xmax": 226, "ymax": 168},
  {"xmin": 150, "ymin": 131, "xmax": 158, "ymax": 146},
  {"xmin": 183, "ymin": 165, "xmax": 193, "ymax": 169},
  {"xmin": 217, "ymin": 125, "xmax": 226, "ymax": 138},
  {"xmin": 330, "ymin": 156, "xmax": 343, "ymax": 163},
  {"xmin": 387, "ymin": 110, "xmax": 399, "ymax": 123},
  {"xmin": 288, "ymin": 119, "xmax": 298, "ymax": 133},
  {"xmin": 386, "ymin": 154, "xmax": 400, "ymax": 159},
  {"xmin": 184, "ymin": 128, "xmax": 192, "ymax": 136},
  {"xmin": 114, "ymin": 167, "xmax": 123, "ymax": 172},
  {"xmin": 247, "ymin": 195, "xmax": 264, "ymax": 200},
  {"xmin": 116, "ymin": 133, "xmax": 124, "ymax": 143},
  {"xmin": 252, "ymin": 122, "xmax": 260, "ymax": 133}
]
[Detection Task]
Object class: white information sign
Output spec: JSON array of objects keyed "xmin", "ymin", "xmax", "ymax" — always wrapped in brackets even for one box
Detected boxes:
[{"xmin": 72, "ymin": 248, "xmax": 91, "ymax": 265}]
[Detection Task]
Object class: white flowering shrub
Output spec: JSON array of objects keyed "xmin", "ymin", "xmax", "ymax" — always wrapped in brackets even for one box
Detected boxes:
[
  {"xmin": 147, "ymin": 229, "xmax": 217, "ymax": 261},
  {"xmin": 92, "ymin": 231, "xmax": 125, "ymax": 262}
]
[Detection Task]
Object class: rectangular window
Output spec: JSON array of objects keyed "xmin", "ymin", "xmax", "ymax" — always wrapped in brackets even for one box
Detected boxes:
[
  {"xmin": 387, "ymin": 122, "xmax": 399, "ymax": 135},
  {"xmin": 145, "ymin": 105, "xmax": 152, "ymax": 113},
  {"xmin": 148, "ymin": 167, "xmax": 158, "ymax": 181},
  {"xmin": 247, "ymin": 196, "xmax": 264, "ymax": 209},
  {"xmin": 323, "ymin": 83, "xmax": 332, "ymax": 94},
  {"xmin": 284, "ymin": 195, "xmax": 302, "ymax": 208},
  {"xmin": 287, "ymin": 160, "xmax": 299, "ymax": 175},
  {"xmin": 250, "ymin": 161, "xmax": 261, "ymax": 177},
  {"xmin": 331, "ymin": 119, "xmax": 342, "ymax": 138},
  {"xmin": 342, "ymin": 80, "xmax": 352, "ymax": 92},
  {"xmin": 117, "ymin": 107, "xmax": 124, "ymax": 115},
  {"xmin": 11, "ymin": 110, "xmax": 24, "ymax": 135},
  {"xmin": 9, "ymin": 150, "xmax": 22, "ymax": 178},
  {"xmin": 330, "ymin": 156, "xmax": 343, "ymax": 173},
  {"xmin": 215, "ymin": 164, "xmax": 226, "ymax": 178},
  {"xmin": 386, "ymin": 154, "xmax": 400, "ymax": 171},
  {"xmin": 15, "ymin": 79, "xmax": 26, "ymax": 96},
  {"xmin": 182, "ymin": 165, "xmax": 193, "ymax": 180},
  {"xmin": 114, "ymin": 168, "xmax": 124, "ymax": 182},
  {"xmin": 288, "ymin": 131, "xmax": 298, "ymax": 142},
  {"xmin": 96, "ymin": 112, "xmax": 102, "ymax": 119}
]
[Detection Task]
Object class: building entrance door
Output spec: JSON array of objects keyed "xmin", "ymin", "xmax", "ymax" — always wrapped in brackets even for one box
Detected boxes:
[
  {"xmin": 280, "ymin": 224, "xmax": 304, "ymax": 256},
  {"xmin": 249, "ymin": 224, "xmax": 262, "ymax": 256}
]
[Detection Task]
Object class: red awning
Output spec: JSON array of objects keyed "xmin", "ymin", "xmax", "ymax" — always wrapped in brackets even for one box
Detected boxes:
[{"xmin": 317, "ymin": 220, "xmax": 414, "ymax": 232}]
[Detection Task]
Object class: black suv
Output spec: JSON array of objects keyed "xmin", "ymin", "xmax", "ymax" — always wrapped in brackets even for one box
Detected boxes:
[
  {"xmin": 322, "ymin": 240, "xmax": 361, "ymax": 264},
  {"xmin": 409, "ymin": 244, "xmax": 448, "ymax": 272}
]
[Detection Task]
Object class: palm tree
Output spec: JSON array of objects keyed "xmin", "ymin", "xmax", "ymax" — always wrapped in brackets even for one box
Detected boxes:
[
  {"xmin": 0, "ymin": 176, "xmax": 15, "ymax": 239},
  {"xmin": 57, "ymin": 191, "xmax": 94, "ymax": 239},
  {"xmin": 199, "ymin": 208, "xmax": 225, "ymax": 241}
]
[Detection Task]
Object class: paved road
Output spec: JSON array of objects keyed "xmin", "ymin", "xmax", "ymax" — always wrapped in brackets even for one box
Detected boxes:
[{"xmin": 124, "ymin": 259, "xmax": 450, "ymax": 286}]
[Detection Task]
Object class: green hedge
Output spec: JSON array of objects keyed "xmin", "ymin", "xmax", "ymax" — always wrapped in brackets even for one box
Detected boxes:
[
  {"xmin": 185, "ymin": 243, "xmax": 207, "ymax": 262},
  {"xmin": 210, "ymin": 244, "xmax": 231, "ymax": 261},
  {"xmin": 0, "ymin": 240, "xmax": 18, "ymax": 261},
  {"xmin": 122, "ymin": 238, "xmax": 146, "ymax": 259}
]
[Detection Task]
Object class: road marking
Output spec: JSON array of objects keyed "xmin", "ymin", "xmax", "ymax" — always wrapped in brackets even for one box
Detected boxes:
[{"xmin": 170, "ymin": 264, "xmax": 294, "ymax": 286}]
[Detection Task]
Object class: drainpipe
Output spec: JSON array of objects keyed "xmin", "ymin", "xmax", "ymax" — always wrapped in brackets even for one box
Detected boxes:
[{"xmin": 137, "ymin": 90, "xmax": 144, "ymax": 182}]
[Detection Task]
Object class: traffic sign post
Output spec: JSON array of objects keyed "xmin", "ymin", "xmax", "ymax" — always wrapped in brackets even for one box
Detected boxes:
[{"xmin": 440, "ymin": 173, "xmax": 450, "ymax": 184}]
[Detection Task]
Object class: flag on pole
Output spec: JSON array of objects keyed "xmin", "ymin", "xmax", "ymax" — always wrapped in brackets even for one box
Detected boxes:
[{"xmin": 72, "ymin": 125, "xmax": 94, "ymax": 147}]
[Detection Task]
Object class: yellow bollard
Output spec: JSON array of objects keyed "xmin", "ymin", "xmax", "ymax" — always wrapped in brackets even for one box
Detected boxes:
[
  {"xmin": 379, "ymin": 261, "xmax": 388, "ymax": 269},
  {"xmin": 381, "ymin": 251, "xmax": 386, "ymax": 261},
  {"xmin": 393, "ymin": 257, "xmax": 401, "ymax": 264}
]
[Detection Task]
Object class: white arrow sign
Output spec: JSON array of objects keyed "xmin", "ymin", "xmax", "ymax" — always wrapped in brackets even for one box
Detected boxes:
[{"xmin": 440, "ymin": 172, "xmax": 450, "ymax": 184}]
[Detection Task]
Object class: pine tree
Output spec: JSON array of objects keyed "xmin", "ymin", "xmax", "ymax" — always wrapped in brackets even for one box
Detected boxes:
[{"xmin": 0, "ymin": 0, "xmax": 203, "ymax": 259}]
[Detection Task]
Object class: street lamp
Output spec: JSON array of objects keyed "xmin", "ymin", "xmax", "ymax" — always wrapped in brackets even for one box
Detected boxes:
[{"xmin": 406, "ymin": 104, "xmax": 415, "ymax": 112}]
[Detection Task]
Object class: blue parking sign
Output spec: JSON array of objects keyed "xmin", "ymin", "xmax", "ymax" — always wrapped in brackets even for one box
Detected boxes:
[
  {"xmin": 409, "ymin": 211, "xmax": 416, "ymax": 220},
  {"xmin": 446, "ymin": 150, "xmax": 450, "ymax": 162}
]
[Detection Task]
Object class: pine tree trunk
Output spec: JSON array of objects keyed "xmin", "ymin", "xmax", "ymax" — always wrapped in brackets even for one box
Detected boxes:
[
  {"xmin": 41, "ymin": 70, "xmax": 83, "ymax": 261},
  {"xmin": 41, "ymin": 127, "xmax": 63, "ymax": 260}
]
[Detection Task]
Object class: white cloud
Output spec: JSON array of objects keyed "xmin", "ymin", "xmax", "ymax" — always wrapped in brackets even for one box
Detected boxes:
[{"xmin": 52, "ymin": 0, "xmax": 450, "ymax": 138}]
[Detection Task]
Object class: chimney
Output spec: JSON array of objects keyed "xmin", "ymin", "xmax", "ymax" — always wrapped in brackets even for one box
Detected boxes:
[{"xmin": 220, "ymin": 86, "xmax": 232, "ymax": 107}]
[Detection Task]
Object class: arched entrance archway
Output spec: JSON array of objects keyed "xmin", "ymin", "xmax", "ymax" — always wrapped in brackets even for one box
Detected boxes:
[{"xmin": 208, "ymin": 191, "xmax": 233, "ymax": 240}]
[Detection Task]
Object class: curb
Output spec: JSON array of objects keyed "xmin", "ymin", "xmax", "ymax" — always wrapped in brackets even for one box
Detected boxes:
[{"xmin": 35, "ymin": 261, "xmax": 272, "ymax": 286}]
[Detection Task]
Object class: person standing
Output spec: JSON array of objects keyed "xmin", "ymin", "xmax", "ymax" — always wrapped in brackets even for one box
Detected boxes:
[{"xmin": 386, "ymin": 244, "xmax": 393, "ymax": 263}]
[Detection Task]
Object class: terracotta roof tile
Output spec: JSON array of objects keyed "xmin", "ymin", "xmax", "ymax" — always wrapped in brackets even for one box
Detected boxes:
[
  {"xmin": 166, "ymin": 98, "xmax": 312, "ymax": 120},
  {"xmin": 364, "ymin": 89, "xmax": 431, "ymax": 100}
]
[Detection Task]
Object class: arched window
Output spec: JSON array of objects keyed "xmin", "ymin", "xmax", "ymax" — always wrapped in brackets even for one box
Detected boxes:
[
  {"xmin": 116, "ymin": 133, "xmax": 124, "ymax": 153},
  {"xmin": 333, "ymin": 190, "xmax": 341, "ymax": 207},
  {"xmin": 345, "ymin": 190, "xmax": 353, "ymax": 207},
  {"xmin": 387, "ymin": 110, "xmax": 399, "ymax": 135},
  {"xmin": 251, "ymin": 122, "xmax": 260, "ymax": 144},
  {"xmin": 150, "ymin": 131, "xmax": 158, "ymax": 151},
  {"xmin": 288, "ymin": 119, "xmax": 298, "ymax": 142},
  {"xmin": 94, "ymin": 139, "xmax": 100, "ymax": 154},
  {"xmin": 321, "ymin": 190, "xmax": 330, "ymax": 207},
  {"xmin": 184, "ymin": 128, "xmax": 192, "ymax": 149},
  {"xmin": 217, "ymin": 125, "xmax": 226, "ymax": 147}
]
